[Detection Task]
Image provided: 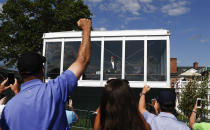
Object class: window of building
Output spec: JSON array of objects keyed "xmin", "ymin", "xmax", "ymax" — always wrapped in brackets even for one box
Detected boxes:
[
  {"xmin": 125, "ymin": 40, "xmax": 144, "ymax": 81},
  {"xmin": 45, "ymin": 42, "xmax": 61, "ymax": 79},
  {"xmin": 147, "ymin": 40, "xmax": 167, "ymax": 81},
  {"xmin": 103, "ymin": 41, "xmax": 122, "ymax": 80},
  {"xmin": 83, "ymin": 41, "xmax": 101, "ymax": 80},
  {"xmin": 63, "ymin": 41, "xmax": 80, "ymax": 71}
]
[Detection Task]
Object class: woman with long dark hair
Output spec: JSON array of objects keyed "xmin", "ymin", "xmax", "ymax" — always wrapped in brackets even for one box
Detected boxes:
[{"xmin": 94, "ymin": 79, "xmax": 150, "ymax": 130}]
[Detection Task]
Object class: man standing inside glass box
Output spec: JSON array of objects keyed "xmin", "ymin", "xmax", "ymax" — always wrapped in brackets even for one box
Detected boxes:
[{"xmin": 0, "ymin": 18, "xmax": 91, "ymax": 130}]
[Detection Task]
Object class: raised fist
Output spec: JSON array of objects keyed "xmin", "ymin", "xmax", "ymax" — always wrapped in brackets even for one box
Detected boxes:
[
  {"xmin": 142, "ymin": 85, "xmax": 150, "ymax": 94},
  {"xmin": 77, "ymin": 18, "xmax": 91, "ymax": 31}
]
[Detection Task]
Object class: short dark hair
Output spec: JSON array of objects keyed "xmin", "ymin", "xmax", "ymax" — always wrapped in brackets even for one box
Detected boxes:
[
  {"xmin": 17, "ymin": 52, "xmax": 46, "ymax": 78},
  {"xmin": 159, "ymin": 102, "xmax": 175, "ymax": 113},
  {"xmin": 158, "ymin": 89, "xmax": 176, "ymax": 113}
]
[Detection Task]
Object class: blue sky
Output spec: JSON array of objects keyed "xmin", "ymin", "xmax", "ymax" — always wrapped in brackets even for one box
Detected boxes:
[
  {"xmin": 84, "ymin": 0, "xmax": 210, "ymax": 66},
  {"xmin": 0, "ymin": 0, "xmax": 210, "ymax": 67}
]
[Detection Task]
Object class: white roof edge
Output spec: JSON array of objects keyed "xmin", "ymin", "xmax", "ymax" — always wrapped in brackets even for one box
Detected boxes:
[{"xmin": 43, "ymin": 29, "xmax": 170, "ymax": 39}]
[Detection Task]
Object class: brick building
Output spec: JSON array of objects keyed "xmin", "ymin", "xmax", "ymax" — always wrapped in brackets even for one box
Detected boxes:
[{"xmin": 170, "ymin": 58, "xmax": 204, "ymax": 88}]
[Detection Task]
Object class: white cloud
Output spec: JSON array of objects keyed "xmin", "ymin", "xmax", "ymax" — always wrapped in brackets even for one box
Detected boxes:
[
  {"xmin": 140, "ymin": 0, "xmax": 152, "ymax": 3},
  {"xmin": 98, "ymin": 4, "xmax": 106, "ymax": 10},
  {"xmin": 190, "ymin": 35, "xmax": 209, "ymax": 43},
  {"xmin": 94, "ymin": 27, "xmax": 107, "ymax": 31},
  {"xmin": 143, "ymin": 4, "xmax": 156, "ymax": 13},
  {"xmin": 99, "ymin": 0, "xmax": 141, "ymax": 15},
  {"xmin": 200, "ymin": 39, "xmax": 209, "ymax": 43},
  {"xmin": 185, "ymin": 28, "xmax": 194, "ymax": 32},
  {"xmin": 87, "ymin": 0, "xmax": 103, "ymax": 3},
  {"xmin": 88, "ymin": 0, "xmax": 191, "ymax": 17},
  {"xmin": 161, "ymin": 1, "xmax": 190, "ymax": 16},
  {"xmin": 96, "ymin": 18, "xmax": 107, "ymax": 25},
  {"xmin": 120, "ymin": 25, "xmax": 126, "ymax": 29},
  {"xmin": 191, "ymin": 34, "xmax": 202, "ymax": 40},
  {"xmin": 168, "ymin": 7, "xmax": 189, "ymax": 16},
  {"xmin": 167, "ymin": 20, "xmax": 172, "ymax": 24},
  {"xmin": 125, "ymin": 16, "xmax": 141, "ymax": 24},
  {"xmin": 121, "ymin": 0, "xmax": 141, "ymax": 15}
]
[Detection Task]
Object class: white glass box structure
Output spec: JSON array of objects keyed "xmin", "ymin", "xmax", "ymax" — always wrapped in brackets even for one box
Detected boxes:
[{"xmin": 42, "ymin": 29, "xmax": 170, "ymax": 88}]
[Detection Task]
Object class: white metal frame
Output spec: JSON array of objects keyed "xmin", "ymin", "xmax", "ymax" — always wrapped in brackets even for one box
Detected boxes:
[{"xmin": 43, "ymin": 30, "xmax": 170, "ymax": 88}]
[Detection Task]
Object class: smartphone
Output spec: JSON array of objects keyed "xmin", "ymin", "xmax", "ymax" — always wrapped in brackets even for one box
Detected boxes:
[
  {"xmin": 8, "ymin": 73, "xmax": 15, "ymax": 85},
  {"xmin": 197, "ymin": 98, "xmax": 202, "ymax": 108}
]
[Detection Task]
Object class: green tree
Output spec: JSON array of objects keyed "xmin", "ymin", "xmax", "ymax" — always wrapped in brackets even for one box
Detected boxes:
[
  {"xmin": 178, "ymin": 76, "xmax": 209, "ymax": 119},
  {"xmin": 0, "ymin": 0, "xmax": 92, "ymax": 67}
]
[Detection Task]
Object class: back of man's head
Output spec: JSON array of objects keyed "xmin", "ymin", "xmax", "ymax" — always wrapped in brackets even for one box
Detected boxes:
[
  {"xmin": 17, "ymin": 52, "xmax": 46, "ymax": 78},
  {"xmin": 158, "ymin": 89, "xmax": 176, "ymax": 113}
]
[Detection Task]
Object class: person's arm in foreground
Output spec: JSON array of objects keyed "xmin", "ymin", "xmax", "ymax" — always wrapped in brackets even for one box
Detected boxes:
[
  {"xmin": 69, "ymin": 99, "xmax": 79, "ymax": 121},
  {"xmin": 0, "ymin": 78, "xmax": 19, "ymax": 130},
  {"xmin": 94, "ymin": 107, "xmax": 100, "ymax": 130},
  {"xmin": 139, "ymin": 85, "xmax": 150, "ymax": 114},
  {"xmin": 9, "ymin": 78, "xmax": 19, "ymax": 95},
  {"xmin": 68, "ymin": 18, "xmax": 91, "ymax": 79},
  {"xmin": 189, "ymin": 102, "xmax": 197, "ymax": 130},
  {"xmin": 0, "ymin": 78, "xmax": 19, "ymax": 95},
  {"xmin": 0, "ymin": 79, "xmax": 10, "ymax": 93}
]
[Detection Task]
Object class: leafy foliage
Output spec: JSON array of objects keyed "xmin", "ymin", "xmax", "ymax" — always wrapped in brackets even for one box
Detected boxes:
[
  {"xmin": 0, "ymin": 0, "xmax": 92, "ymax": 67},
  {"xmin": 178, "ymin": 76, "xmax": 209, "ymax": 118}
]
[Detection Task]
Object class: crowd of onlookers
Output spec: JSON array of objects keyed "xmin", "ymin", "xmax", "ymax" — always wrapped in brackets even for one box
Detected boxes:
[{"xmin": 0, "ymin": 18, "xmax": 209, "ymax": 130}]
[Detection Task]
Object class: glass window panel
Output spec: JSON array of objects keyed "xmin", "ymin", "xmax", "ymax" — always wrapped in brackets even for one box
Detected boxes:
[
  {"xmin": 83, "ymin": 41, "xmax": 101, "ymax": 80},
  {"xmin": 103, "ymin": 41, "xmax": 122, "ymax": 80},
  {"xmin": 63, "ymin": 41, "xmax": 80, "ymax": 71},
  {"xmin": 45, "ymin": 42, "xmax": 61, "ymax": 79},
  {"xmin": 147, "ymin": 40, "xmax": 167, "ymax": 81},
  {"xmin": 125, "ymin": 40, "xmax": 144, "ymax": 81}
]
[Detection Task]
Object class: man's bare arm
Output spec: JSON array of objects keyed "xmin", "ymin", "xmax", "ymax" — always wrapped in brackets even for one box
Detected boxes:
[
  {"xmin": 139, "ymin": 85, "xmax": 150, "ymax": 114},
  {"xmin": 94, "ymin": 107, "xmax": 100, "ymax": 130},
  {"xmin": 68, "ymin": 18, "xmax": 91, "ymax": 79}
]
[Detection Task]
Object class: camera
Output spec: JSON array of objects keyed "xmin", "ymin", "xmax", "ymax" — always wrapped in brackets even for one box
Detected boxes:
[{"xmin": 197, "ymin": 98, "xmax": 202, "ymax": 109}]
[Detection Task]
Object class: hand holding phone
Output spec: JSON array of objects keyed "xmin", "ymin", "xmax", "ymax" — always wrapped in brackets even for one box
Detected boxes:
[
  {"xmin": 8, "ymin": 74, "xmax": 15, "ymax": 85},
  {"xmin": 197, "ymin": 98, "xmax": 202, "ymax": 109}
]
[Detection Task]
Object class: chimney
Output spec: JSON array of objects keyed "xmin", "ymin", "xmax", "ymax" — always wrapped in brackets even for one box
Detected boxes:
[
  {"xmin": 170, "ymin": 58, "xmax": 177, "ymax": 73},
  {"xmin": 193, "ymin": 62, "xmax": 198, "ymax": 70}
]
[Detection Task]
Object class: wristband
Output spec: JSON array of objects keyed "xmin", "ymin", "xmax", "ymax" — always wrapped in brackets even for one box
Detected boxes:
[
  {"xmin": 140, "ymin": 93, "xmax": 146, "ymax": 96},
  {"xmin": 192, "ymin": 111, "xmax": 197, "ymax": 113}
]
